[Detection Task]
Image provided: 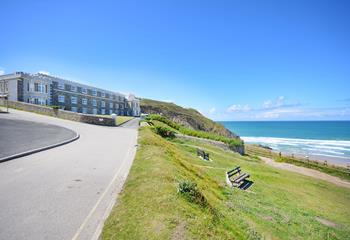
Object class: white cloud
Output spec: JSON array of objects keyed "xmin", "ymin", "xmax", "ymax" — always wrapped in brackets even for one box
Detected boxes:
[
  {"xmin": 0, "ymin": 70, "xmax": 4, "ymax": 75},
  {"xmin": 263, "ymin": 96, "xmax": 286, "ymax": 109},
  {"xmin": 227, "ymin": 104, "xmax": 251, "ymax": 113},
  {"xmin": 38, "ymin": 70, "xmax": 51, "ymax": 75},
  {"xmin": 208, "ymin": 107, "xmax": 216, "ymax": 114},
  {"xmin": 257, "ymin": 108, "xmax": 303, "ymax": 119}
]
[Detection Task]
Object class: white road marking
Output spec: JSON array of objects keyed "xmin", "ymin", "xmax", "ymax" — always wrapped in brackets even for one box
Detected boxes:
[{"xmin": 71, "ymin": 141, "xmax": 135, "ymax": 240}]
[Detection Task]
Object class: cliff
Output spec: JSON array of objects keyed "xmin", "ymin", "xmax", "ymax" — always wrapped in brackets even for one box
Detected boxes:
[{"xmin": 140, "ymin": 98, "xmax": 239, "ymax": 139}]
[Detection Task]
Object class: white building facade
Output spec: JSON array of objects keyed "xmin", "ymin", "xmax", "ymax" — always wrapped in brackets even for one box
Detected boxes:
[{"xmin": 0, "ymin": 72, "xmax": 141, "ymax": 116}]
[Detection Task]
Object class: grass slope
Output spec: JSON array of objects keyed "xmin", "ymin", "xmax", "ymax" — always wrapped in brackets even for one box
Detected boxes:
[
  {"xmin": 102, "ymin": 127, "xmax": 350, "ymax": 239},
  {"xmin": 140, "ymin": 98, "xmax": 237, "ymax": 138}
]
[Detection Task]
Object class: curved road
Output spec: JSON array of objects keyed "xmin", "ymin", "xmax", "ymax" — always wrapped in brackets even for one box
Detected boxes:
[
  {"xmin": 0, "ymin": 118, "xmax": 77, "ymax": 160},
  {"xmin": 0, "ymin": 109, "xmax": 139, "ymax": 240}
]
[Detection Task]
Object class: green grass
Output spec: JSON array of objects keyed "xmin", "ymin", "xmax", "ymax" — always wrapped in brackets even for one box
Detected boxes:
[
  {"xmin": 116, "ymin": 116, "xmax": 134, "ymax": 125},
  {"xmin": 246, "ymin": 144, "xmax": 350, "ymax": 181},
  {"xmin": 96, "ymin": 115, "xmax": 134, "ymax": 125},
  {"xmin": 146, "ymin": 114, "xmax": 243, "ymax": 147},
  {"xmin": 102, "ymin": 127, "xmax": 350, "ymax": 239}
]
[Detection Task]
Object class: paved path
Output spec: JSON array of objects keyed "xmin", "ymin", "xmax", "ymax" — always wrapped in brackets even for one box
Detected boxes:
[
  {"xmin": 0, "ymin": 109, "xmax": 139, "ymax": 240},
  {"xmin": 260, "ymin": 156, "xmax": 350, "ymax": 189},
  {"xmin": 0, "ymin": 118, "xmax": 77, "ymax": 160}
]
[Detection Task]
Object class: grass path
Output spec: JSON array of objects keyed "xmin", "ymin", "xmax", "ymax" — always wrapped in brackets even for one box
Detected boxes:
[{"xmin": 260, "ymin": 156, "xmax": 350, "ymax": 189}]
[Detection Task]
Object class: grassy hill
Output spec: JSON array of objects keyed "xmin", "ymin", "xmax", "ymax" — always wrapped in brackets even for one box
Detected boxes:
[
  {"xmin": 102, "ymin": 126, "xmax": 350, "ymax": 239},
  {"xmin": 140, "ymin": 98, "xmax": 238, "ymax": 138}
]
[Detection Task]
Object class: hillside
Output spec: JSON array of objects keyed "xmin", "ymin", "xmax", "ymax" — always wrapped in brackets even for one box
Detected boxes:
[
  {"xmin": 102, "ymin": 126, "xmax": 350, "ymax": 239},
  {"xmin": 140, "ymin": 98, "xmax": 238, "ymax": 138}
]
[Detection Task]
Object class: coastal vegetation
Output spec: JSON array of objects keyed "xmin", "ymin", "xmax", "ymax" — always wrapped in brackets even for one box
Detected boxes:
[
  {"xmin": 246, "ymin": 144, "xmax": 350, "ymax": 181},
  {"xmin": 140, "ymin": 98, "xmax": 237, "ymax": 138},
  {"xmin": 102, "ymin": 126, "xmax": 350, "ymax": 239},
  {"xmin": 145, "ymin": 114, "xmax": 243, "ymax": 148}
]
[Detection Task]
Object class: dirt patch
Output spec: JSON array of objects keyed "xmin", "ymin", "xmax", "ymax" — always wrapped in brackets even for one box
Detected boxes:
[
  {"xmin": 260, "ymin": 157, "xmax": 350, "ymax": 189},
  {"xmin": 262, "ymin": 216, "xmax": 273, "ymax": 221},
  {"xmin": 151, "ymin": 220, "xmax": 165, "ymax": 234},
  {"xmin": 315, "ymin": 217, "xmax": 338, "ymax": 228},
  {"xmin": 172, "ymin": 222, "xmax": 186, "ymax": 240}
]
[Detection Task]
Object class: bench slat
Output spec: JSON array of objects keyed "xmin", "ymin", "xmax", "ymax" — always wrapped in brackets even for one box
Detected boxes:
[{"xmin": 233, "ymin": 173, "xmax": 249, "ymax": 183}]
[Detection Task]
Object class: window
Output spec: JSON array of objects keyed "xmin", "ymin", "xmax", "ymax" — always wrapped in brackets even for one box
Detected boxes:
[
  {"xmin": 34, "ymin": 83, "xmax": 46, "ymax": 93},
  {"xmin": 92, "ymin": 99, "xmax": 97, "ymax": 106},
  {"xmin": 101, "ymin": 109, "xmax": 105, "ymax": 115},
  {"xmin": 58, "ymin": 82, "xmax": 65, "ymax": 90},
  {"xmin": 82, "ymin": 107, "xmax": 87, "ymax": 114},
  {"xmin": 92, "ymin": 108, "xmax": 97, "ymax": 115},
  {"xmin": 58, "ymin": 95, "xmax": 65, "ymax": 103},
  {"xmin": 109, "ymin": 102, "xmax": 113, "ymax": 108},
  {"xmin": 82, "ymin": 88, "xmax": 87, "ymax": 94},
  {"xmin": 0, "ymin": 82, "xmax": 4, "ymax": 92},
  {"xmin": 101, "ymin": 92, "xmax": 105, "ymax": 98},
  {"xmin": 110, "ymin": 94, "xmax": 114, "ymax": 100},
  {"xmin": 82, "ymin": 98, "xmax": 88, "ymax": 105},
  {"xmin": 34, "ymin": 98, "xmax": 46, "ymax": 105},
  {"xmin": 92, "ymin": 90, "xmax": 97, "ymax": 96},
  {"xmin": 101, "ymin": 101, "xmax": 105, "ymax": 108},
  {"xmin": 71, "ymin": 96, "xmax": 77, "ymax": 104},
  {"xmin": 71, "ymin": 106, "xmax": 77, "ymax": 112},
  {"xmin": 71, "ymin": 85, "xmax": 76, "ymax": 92}
]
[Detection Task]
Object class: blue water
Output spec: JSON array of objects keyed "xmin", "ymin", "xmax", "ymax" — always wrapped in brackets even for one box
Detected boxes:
[{"xmin": 220, "ymin": 121, "xmax": 350, "ymax": 165}]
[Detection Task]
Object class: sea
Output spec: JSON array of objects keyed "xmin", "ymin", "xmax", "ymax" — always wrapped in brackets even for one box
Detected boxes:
[{"xmin": 220, "ymin": 121, "xmax": 350, "ymax": 166}]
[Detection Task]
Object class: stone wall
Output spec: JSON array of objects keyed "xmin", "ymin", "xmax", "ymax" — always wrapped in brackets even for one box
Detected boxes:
[{"xmin": 0, "ymin": 100, "xmax": 116, "ymax": 126}]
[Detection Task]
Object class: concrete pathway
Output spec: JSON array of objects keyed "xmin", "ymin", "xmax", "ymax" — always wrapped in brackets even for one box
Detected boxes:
[
  {"xmin": 260, "ymin": 156, "xmax": 350, "ymax": 189},
  {"xmin": 0, "ymin": 109, "xmax": 139, "ymax": 240}
]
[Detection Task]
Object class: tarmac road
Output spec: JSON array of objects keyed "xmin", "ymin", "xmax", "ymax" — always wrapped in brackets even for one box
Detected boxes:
[
  {"xmin": 0, "ymin": 118, "xmax": 77, "ymax": 160},
  {"xmin": 0, "ymin": 109, "xmax": 139, "ymax": 240}
]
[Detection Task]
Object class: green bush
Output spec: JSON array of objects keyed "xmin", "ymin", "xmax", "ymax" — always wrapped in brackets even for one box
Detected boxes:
[
  {"xmin": 146, "ymin": 114, "xmax": 181, "ymax": 130},
  {"xmin": 51, "ymin": 105, "xmax": 60, "ymax": 110},
  {"xmin": 147, "ymin": 114, "xmax": 243, "ymax": 147},
  {"xmin": 178, "ymin": 180, "xmax": 207, "ymax": 207},
  {"xmin": 153, "ymin": 125, "xmax": 176, "ymax": 139}
]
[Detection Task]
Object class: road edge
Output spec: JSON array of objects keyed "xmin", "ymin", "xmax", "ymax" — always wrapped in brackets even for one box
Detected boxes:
[{"xmin": 0, "ymin": 131, "xmax": 80, "ymax": 163}]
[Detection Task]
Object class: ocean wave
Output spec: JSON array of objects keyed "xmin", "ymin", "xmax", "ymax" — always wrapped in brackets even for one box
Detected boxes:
[
  {"xmin": 303, "ymin": 148, "xmax": 345, "ymax": 155},
  {"xmin": 311, "ymin": 153, "xmax": 350, "ymax": 160},
  {"xmin": 242, "ymin": 136, "xmax": 350, "ymax": 160},
  {"xmin": 242, "ymin": 137, "xmax": 350, "ymax": 148}
]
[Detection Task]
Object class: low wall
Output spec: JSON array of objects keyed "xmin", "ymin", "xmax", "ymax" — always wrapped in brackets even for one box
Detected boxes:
[
  {"xmin": 175, "ymin": 134, "xmax": 245, "ymax": 155},
  {"xmin": 0, "ymin": 100, "xmax": 116, "ymax": 126}
]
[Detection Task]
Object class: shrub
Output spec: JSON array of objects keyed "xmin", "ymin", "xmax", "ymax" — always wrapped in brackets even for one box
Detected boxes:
[
  {"xmin": 147, "ymin": 114, "xmax": 244, "ymax": 148},
  {"xmin": 153, "ymin": 125, "xmax": 176, "ymax": 139},
  {"xmin": 178, "ymin": 180, "xmax": 207, "ymax": 207},
  {"xmin": 146, "ymin": 114, "xmax": 181, "ymax": 130},
  {"xmin": 51, "ymin": 105, "xmax": 60, "ymax": 110}
]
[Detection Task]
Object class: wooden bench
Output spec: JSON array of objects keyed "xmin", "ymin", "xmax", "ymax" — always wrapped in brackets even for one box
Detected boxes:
[
  {"xmin": 197, "ymin": 148, "xmax": 210, "ymax": 161},
  {"xmin": 226, "ymin": 166, "xmax": 250, "ymax": 188}
]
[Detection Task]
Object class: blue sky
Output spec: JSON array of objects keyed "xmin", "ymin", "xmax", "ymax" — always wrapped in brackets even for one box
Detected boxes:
[{"xmin": 1, "ymin": 0, "xmax": 349, "ymax": 120}]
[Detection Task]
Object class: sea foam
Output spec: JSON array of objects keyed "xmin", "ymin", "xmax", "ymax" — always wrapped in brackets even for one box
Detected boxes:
[{"xmin": 242, "ymin": 136, "xmax": 350, "ymax": 163}]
